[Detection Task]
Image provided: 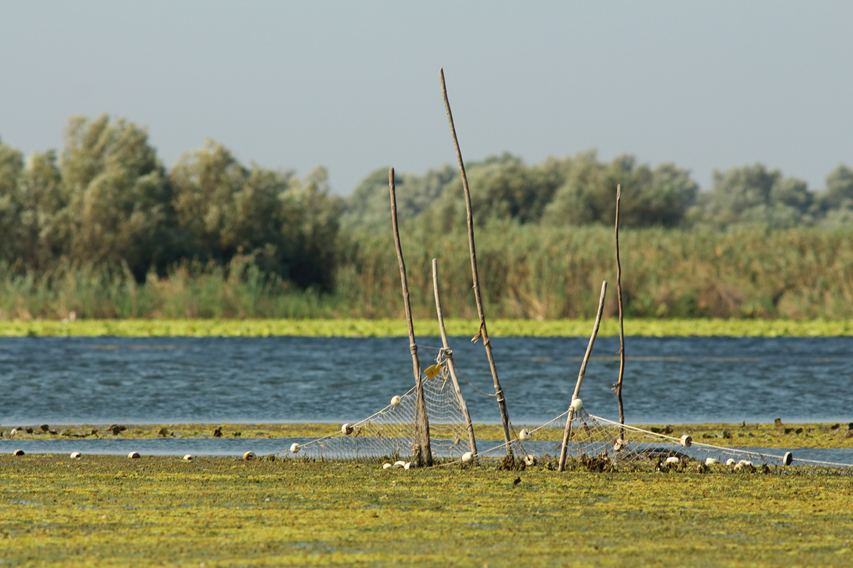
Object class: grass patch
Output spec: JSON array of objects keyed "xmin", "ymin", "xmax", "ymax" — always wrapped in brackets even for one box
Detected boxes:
[
  {"xmin": 3, "ymin": 318, "xmax": 853, "ymax": 337},
  {"xmin": 1, "ymin": 455, "xmax": 852, "ymax": 567}
]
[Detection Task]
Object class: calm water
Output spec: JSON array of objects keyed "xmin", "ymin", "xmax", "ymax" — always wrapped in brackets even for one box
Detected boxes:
[{"xmin": 1, "ymin": 335, "xmax": 852, "ymax": 427}]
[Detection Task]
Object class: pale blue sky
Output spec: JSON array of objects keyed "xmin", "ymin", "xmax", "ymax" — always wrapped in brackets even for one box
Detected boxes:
[{"xmin": 1, "ymin": 1, "xmax": 851, "ymax": 195}]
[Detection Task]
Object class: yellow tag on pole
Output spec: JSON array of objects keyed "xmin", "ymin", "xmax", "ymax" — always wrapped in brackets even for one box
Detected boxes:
[{"xmin": 423, "ymin": 363, "xmax": 443, "ymax": 379}]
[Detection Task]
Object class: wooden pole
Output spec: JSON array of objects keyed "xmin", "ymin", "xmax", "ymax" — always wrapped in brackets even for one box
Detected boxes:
[
  {"xmin": 432, "ymin": 258, "xmax": 478, "ymax": 455},
  {"xmin": 558, "ymin": 281, "xmax": 607, "ymax": 472},
  {"xmin": 440, "ymin": 68, "xmax": 513, "ymax": 457},
  {"xmin": 389, "ymin": 168, "xmax": 433, "ymax": 467},
  {"xmin": 614, "ymin": 184, "xmax": 626, "ymax": 441}
]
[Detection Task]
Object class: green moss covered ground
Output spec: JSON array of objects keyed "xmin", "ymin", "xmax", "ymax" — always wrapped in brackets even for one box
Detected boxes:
[
  {"xmin": 4, "ymin": 421, "xmax": 851, "ymax": 450},
  {"xmin": 1, "ymin": 455, "xmax": 852, "ymax": 567}
]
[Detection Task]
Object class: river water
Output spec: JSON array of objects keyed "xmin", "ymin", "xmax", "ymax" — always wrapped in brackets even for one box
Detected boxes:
[{"xmin": 1, "ymin": 335, "xmax": 851, "ymax": 426}]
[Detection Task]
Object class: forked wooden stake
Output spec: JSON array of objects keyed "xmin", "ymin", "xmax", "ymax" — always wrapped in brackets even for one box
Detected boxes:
[
  {"xmin": 614, "ymin": 184, "xmax": 626, "ymax": 441},
  {"xmin": 558, "ymin": 281, "xmax": 607, "ymax": 472},
  {"xmin": 432, "ymin": 258, "xmax": 478, "ymax": 455},
  {"xmin": 389, "ymin": 168, "xmax": 433, "ymax": 467},
  {"xmin": 440, "ymin": 68, "xmax": 514, "ymax": 457}
]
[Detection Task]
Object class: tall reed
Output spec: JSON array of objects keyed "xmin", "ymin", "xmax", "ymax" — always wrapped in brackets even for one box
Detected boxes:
[{"xmin": 2, "ymin": 225, "xmax": 852, "ymax": 320}]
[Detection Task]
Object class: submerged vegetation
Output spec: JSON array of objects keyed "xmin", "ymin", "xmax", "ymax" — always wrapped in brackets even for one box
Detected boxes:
[{"xmin": 2, "ymin": 455, "xmax": 852, "ymax": 567}]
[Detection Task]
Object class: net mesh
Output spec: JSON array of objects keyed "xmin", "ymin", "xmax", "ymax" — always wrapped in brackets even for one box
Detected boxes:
[
  {"xmin": 275, "ymin": 348, "xmax": 474, "ymax": 463},
  {"xmin": 273, "ymin": 346, "xmax": 850, "ymax": 472},
  {"xmin": 475, "ymin": 409, "xmax": 852, "ymax": 472}
]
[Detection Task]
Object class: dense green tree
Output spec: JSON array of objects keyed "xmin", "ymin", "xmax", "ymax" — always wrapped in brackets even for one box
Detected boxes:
[
  {"xmin": 16, "ymin": 150, "xmax": 65, "ymax": 269},
  {"xmin": 341, "ymin": 164, "xmax": 456, "ymax": 233},
  {"xmin": 171, "ymin": 140, "xmax": 343, "ymax": 290},
  {"xmin": 59, "ymin": 115, "xmax": 177, "ymax": 279},
  {"xmin": 0, "ymin": 141, "xmax": 24, "ymax": 262},
  {"xmin": 693, "ymin": 163, "xmax": 813, "ymax": 229},
  {"xmin": 171, "ymin": 140, "xmax": 287, "ymax": 264},
  {"xmin": 815, "ymin": 164, "xmax": 853, "ymax": 227},
  {"xmin": 542, "ymin": 152, "xmax": 698, "ymax": 227},
  {"xmin": 419, "ymin": 153, "xmax": 565, "ymax": 231},
  {"xmin": 282, "ymin": 166, "xmax": 344, "ymax": 290}
]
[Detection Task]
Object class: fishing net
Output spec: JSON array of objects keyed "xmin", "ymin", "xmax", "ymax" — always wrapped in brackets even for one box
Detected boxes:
[
  {"xmin": 473, "ymin": 407, "xmax": 853, "ymax": 473},
  {"xmin": 272, "ymin": 343, "xmax": 851, "ymax": 472},
  {"xmin": 275, "ymin": 347, "xmax": 474, "ymax": 463}
]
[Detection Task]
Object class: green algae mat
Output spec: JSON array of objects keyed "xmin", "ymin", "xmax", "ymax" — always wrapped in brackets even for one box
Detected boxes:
[
  {"xmin": 4, "ymin": 421, "xmax": 853, "ymax": 450},
  {"xmin": 1, "ymin": 455, "xmax": 852, "ymax": 567},
  {"xmin": 3, "ymin": 318, "xmax": 853, "ymax": 337}
]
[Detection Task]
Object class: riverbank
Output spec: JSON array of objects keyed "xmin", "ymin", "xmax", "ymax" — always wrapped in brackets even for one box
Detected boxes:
[
  {"xmin": 3, "ymin": 421, "xmax": 852, "ymax": 450},
  {"xmin": 3, "ymin": 318, "xmax": 853, "ymax": 337}
]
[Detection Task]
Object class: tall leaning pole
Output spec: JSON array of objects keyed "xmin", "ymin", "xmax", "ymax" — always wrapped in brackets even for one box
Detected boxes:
[
  {"xmin": 440, "ymin": 68, "xmax": 514, "ymax": 457},
  {"xmin": 389, "ymin": 168, "xmax": 433, "ymax": 467}
]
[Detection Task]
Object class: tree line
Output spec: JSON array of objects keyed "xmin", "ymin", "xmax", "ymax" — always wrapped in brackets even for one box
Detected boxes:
[
  {"xmin": 1, "ymin": 115, "xmax": 852, "ymax": 293},
  {"xmin": 0, "ymin": 116, "xmax": 341, "ymax": 289},
  {"xmin": 343, "ymin": 152, "xmax": 853, "ymax": 233}
]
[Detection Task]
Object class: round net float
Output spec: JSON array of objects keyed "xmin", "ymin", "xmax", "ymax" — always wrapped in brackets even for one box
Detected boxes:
[
  {"xmin": 461, "ymin": 452, "xmax": 474, "ymax": 463},
  {"xmin": 403, "ymin": 462, "xmax": 415, "ymax": 470},
  {"xmin": 341, "ymin": 423, "xmax": 354, "ymax": 435},
  {"xmin": 128, "ymin": 451, "xmax": 140, "ymax": 459},
  {"xmin": 726, "ymin": 458, "xmax": 736, "ymax": 466},
  {"xmin": 705, "ymin": 457, "xmax": 719, "ymax": 466},
  {"xmin": 382, "ymin": 463, "xmax": 393, "ymax": 469},
  {"xmin": 680, "ymin": 434, "xmax": 693, "ymax": 447},
  {"xmin": 570, "ymin": 398, "xmax": 583, "ymax": 412},
  {"xmin": 783, "ymin": 451, "xmax": 793, "ymax": 466},
  {"xmin": 183, "ymin": 454, "xmax": 193, "ymax": 461},
  {"xmin": 524, "ymin": 454, "xmax": 536, "ymax": 466},
  {"xmin": 70, "ymin": 452, "xmax": 82, "ymax": 459},
  {"xmin": 518, "ymin": 428, "xmax": 532, "ymax": 441},
  {"xmin": 393, "ymin": 460, "xmax": 406, "ymax": 468},
  {"xmin": 243, "ymin": 451, "xmax": 255, "ymax": 461},
  {"xmin": 613, "ymin": 438, "xmax": 627, "ymax": 451},
  {"xmin": 289, "ymin": 443, "xmax": 301, "ymax": 454},
  {"xmin": 737, "ymin": 459, "xmax": 752, "ymax": 468},
  {"xmin": 13, "ymin": 449, "xmax": 24, "ymax": 456},
  {"xmin": 390, "ymin": 395, "xmax": 402, "ymax": 407},
  {"xmin": 665, "ymin": 456, "xmax": 680, "ymax": 465}
]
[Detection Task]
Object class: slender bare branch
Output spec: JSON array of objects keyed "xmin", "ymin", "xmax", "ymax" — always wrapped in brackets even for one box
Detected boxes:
[
  {"xmin": 615, "ymin": 184, "xmax": 626, "ymax": 441},
  {"xmin": 432, "ymin": 258, "xmax": 477, "ymax": 455},
  {"xmin": 389, "ymin": 168, "xmax": 432, "ymax": 467},
  {"xmin": 440, "ymin": 68, "xmax": 514, "ymax": 457},
  {"xmin": 558, "ymin": 281, "xmax": 607, "ymax": 472}
]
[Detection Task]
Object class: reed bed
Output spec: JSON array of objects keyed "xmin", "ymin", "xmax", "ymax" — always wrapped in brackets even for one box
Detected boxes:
[{"xmin": 2, "ymin": 225, "xmax": 853, "ymax": 321}]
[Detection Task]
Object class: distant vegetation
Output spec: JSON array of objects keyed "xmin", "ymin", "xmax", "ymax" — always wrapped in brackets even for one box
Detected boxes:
[{"xmin": 1, "ymin": 115, "xmax": 852, "ymax": 320}]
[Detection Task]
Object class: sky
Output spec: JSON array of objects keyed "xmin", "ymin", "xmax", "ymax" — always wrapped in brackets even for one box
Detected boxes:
[{"xmin": 1, "ymin": 1, "xmax": 852, "ymax": 195}]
